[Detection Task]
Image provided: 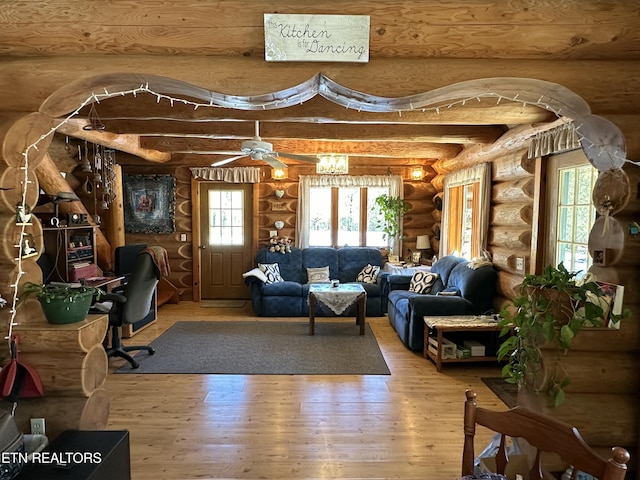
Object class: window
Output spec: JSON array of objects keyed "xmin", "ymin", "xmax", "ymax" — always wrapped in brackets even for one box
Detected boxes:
[
  {"xmin": 208, "ymin": 189, "xmax": 245, "ymax": 245},
  {"xmin": 297, "ymin": 175, "xmax": 403, "ymax": 249},
  {"xmin": 440, "ymin": 163, "xmax": 491, "ymax": 259},
  {"xmin": 545, "ymin": 152, "xmax": 598, "ymax": 274},
  {"xmin": 308, "ymin": 185, "xmax": 388, "ymax": 247}
]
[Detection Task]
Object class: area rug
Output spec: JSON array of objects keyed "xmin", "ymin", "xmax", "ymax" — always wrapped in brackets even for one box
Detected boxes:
[
  {"xmin": 481, "ymin": 377, "xmax": 518, "ymax": 408},
  {"xmin": 116, "ymin": 321, "xmax": 390, "ymax": 375}
]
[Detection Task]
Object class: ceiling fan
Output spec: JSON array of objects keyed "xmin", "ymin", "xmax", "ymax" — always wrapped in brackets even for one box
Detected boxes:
[{"xmin": 211, "ymin": 121, "xmax": 319, "ymax": 169}]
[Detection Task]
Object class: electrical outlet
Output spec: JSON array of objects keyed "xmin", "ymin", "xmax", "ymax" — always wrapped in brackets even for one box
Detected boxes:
[
  {"xmin": 180, "ymin": 233, "xmax": 187, "ymax": 242},
  {"xmin": 515, "ymin": 257, "xmax": 525, "ymax": 271},
  {"xmin": 30, "ymin": 418, "xmax": 45, "ymax": 435}
]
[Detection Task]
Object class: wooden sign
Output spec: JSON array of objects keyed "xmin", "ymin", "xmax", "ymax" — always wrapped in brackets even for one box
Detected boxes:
[
  {"xmin": 264, "ymin": 14, "xmax": 370, "ymax": 63},
  {"xmin": 271, "ymin": 201, "xmax": 287, "ymax": 212}
]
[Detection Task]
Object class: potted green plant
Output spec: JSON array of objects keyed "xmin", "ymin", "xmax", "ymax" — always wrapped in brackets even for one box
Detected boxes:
[
  {"xmin": 20, "ymin": 282, "xmax": 104, "ymax": 325},
  {"xmin": 372, "ymin": 194, "xmax": 409, "ymax": 255},
  {"xmin": 496, "ymin": 263, "xmax": 627, "ymax": 408}
]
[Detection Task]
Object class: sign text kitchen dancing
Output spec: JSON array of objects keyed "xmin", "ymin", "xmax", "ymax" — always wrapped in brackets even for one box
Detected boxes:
[{"xmin": 264, "ymin": 14, "xmax": 370, "ymax": 63}]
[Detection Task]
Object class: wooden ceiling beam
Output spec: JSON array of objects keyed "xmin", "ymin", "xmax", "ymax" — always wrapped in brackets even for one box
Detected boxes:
[
  {"xmin": 164, "ymin": 153, "xmax": 440, "ymax": 168},
  {"xmin": 139, "ymin": 137, "xmax": 462, "ymax": 159},
  {"xmin": 56, "ymin": 119, "xmax": 172, "ymax": 163},
  {"xmin": 2, "ymin": 1, "xmax": 638, "ymax": 60},
  {"xmin": 96, "ymin": 121, "xmax": 504, "ymax": 145},
  {"xmin": 81, "ymin": 94, "xmax": 554, "ymax": 126}
]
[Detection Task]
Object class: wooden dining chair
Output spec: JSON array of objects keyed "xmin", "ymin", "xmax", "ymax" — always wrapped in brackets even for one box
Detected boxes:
[{"xmin": 462, "ymin": 389, "xmax": 630, "ymax": 480}]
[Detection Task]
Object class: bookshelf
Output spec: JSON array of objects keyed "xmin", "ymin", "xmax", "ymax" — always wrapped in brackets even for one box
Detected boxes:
[{"xmin": 42, "ymin": 225, "xmax": 98, "ymax": 283}]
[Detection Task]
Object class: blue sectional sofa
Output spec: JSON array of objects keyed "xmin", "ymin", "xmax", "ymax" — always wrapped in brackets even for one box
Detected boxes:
[
  {"xmin": 246, "ymin": 246, "xmax": 389, "ymax": 317},
  {"xmin": 387, "ymin": 255, "xmax": 498, "ymax": 351}
]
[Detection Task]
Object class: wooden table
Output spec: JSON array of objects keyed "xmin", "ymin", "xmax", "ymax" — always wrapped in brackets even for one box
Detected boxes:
[
  {"xmin": 308, "ymin": 283, "xmax": 367, "ymax": 335},
  {"xmin": 423, "ymin": 315, "xmax": 507, "ymax": 371}
]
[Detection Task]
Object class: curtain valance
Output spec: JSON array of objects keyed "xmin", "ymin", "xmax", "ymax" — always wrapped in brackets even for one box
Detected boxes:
[{"xmin": 190, "ymin": 167, "xmax": 261, "ymax": 183}]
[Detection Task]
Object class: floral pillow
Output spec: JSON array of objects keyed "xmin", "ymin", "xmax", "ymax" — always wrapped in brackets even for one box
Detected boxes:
[
  {"xmin": 409, "ymin": 271, "xmax": 439, "ymax": 294},
  {"xmin": 258, "ymin": 263, "xmax": 284, "ymax": 284},
  {"xmin": 356, "ymin": 264, "xmax": 380, "ymax": 284},
  {"xmin": 307, "ymin": 266, "xmax": 330, "ymax": 284}
]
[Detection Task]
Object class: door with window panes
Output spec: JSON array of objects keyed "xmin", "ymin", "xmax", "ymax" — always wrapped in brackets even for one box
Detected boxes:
[{"xmin": 199, "ymin": 183, "xmax": 253, "ymax": 299}]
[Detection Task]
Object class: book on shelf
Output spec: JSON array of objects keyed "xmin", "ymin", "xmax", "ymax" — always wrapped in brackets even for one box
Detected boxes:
[{"xmin": 595, "ymin": 281, "xmax": 624, "ymax": 329}]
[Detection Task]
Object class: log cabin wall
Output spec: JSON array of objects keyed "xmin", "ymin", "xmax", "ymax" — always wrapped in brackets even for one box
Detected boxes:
[
  {"xmin": 116, "ymin": 163, "xmax": 194, "ymax": 300},
  {"xmin": 116, "ymin": 161, "xmax": 436, "ymax": 301},
  {"xmin": 446, "ymin": 137, "xmax": 640, "ymax": 466},
  {"xmin": 255, "ymin": 164, "xmax": 437, "ymax": 259}
]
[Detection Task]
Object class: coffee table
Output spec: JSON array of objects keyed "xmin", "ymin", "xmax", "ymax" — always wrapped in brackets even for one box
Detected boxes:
[{"xmin": 308, "ymin": 283, "xmax": 367, "ymax": 335}]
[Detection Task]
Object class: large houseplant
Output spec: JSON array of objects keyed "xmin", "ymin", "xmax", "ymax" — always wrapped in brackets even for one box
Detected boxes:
[
  {"xmin": 20, "ymin": 282, "xmax": 104, "ymax": 324},
  {"xmin": 497, "ymin": 263, "xmax": 625, "ymax": 407},
  {"xmin": 372, "ymin": 194, "xmax": 409, "ymax": 255}
]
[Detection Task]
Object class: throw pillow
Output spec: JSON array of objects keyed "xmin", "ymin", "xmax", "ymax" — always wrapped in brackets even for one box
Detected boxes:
[
  {"xmin": 409, "ymin": 271, "xmax": 439, "ymax": 294},
  {"xmin": 258, "ymin": 263, "xmax": 284, "ymax": 284},
  {"xmin": 242, "ymin": 267, "xmax": 268, "ymax": 283},
  {"xmin": 307, "ymin": 266, "xmax": 330, "ymax": 283},
  {"xmin": 356, "ymin": 264, "xmax": 380, "ymax": 284}
]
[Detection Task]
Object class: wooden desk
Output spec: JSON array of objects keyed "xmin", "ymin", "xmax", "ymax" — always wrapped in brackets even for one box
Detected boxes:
[
  {"xmin": 84, "ymin": 276, "xmax": 124, "ymax": 293},
  {"xmin": 308, "ymin": 284, "xmax": 367, "ymax": 335}
]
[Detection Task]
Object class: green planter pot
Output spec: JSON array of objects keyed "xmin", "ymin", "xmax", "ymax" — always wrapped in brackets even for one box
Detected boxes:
[{"xmin": 38, "ymin": 290, "xmax": 94, "ymax": 324}]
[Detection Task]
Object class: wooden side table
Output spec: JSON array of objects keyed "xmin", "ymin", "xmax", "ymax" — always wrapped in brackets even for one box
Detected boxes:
[{"xmin": 423, "ymin": 315, "xmax": 507, "ymax": 371}]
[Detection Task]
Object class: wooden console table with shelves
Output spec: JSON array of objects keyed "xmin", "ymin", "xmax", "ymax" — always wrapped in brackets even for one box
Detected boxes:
[{"xmin": 423, "ymin": 315, "xmax": 509, "ymax": 371}]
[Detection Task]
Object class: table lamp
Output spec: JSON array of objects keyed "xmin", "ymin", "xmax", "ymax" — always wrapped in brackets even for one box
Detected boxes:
[{"xmin": 416, "ymin": 234, "xmax": 433, "ymax": 263}]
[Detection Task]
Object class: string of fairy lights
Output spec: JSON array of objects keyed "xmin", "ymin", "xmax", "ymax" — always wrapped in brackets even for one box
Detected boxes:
[{"xmin": 4, "ymin": 80, "xmax": 636, "ymax": 343}]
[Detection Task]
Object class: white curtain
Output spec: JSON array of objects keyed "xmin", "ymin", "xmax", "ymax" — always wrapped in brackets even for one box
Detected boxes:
[
  {"xmin": 296, "ymin": 175, "xmax": 403, "ymax": 248},
  {"xmin": 190, "ymin": 167, "xmax": 261, "ymax": 183},
  {"xmin": 440, "ymin": 163, "xmax": 491, "ymax": 258}
]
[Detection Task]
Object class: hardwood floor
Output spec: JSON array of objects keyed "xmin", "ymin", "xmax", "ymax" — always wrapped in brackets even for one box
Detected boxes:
[{"xmin": 106, "ymin": 301, "xmax": 505, "ymax": 480}]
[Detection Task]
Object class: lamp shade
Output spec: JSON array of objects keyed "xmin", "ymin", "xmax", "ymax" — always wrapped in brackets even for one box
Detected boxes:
[{"xmin": 416, "ymin": 235, "xmax": 430, "ymax": 250}]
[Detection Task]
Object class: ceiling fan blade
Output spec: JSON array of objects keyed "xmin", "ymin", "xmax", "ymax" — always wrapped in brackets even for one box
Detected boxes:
[
  {"xmin": 262, "ymin": 154, "xmax": 287, "ymax": 169},
  {"xmin": 276, "ymin": 152, "xmax": 319, "ymax": 163},
  {"xmin": 211, "ymin": 154, "xmax": 246, "ymax": 167}
]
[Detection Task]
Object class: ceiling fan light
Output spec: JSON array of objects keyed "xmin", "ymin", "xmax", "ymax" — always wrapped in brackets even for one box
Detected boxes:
[{"xmin": 316, "ymin": 154, "xmax": 349, "ymax": 174}]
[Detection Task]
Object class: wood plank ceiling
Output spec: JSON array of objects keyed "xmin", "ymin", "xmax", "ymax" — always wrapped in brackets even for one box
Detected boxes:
[{"xmin": 2, "ymin": 1, "xmax": 637, "ymax": 169}]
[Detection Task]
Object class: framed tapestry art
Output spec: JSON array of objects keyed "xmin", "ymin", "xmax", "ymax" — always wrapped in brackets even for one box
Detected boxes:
[{"xmin": 123, "ymin": 174, "xmax": 176, "ymax": 233}]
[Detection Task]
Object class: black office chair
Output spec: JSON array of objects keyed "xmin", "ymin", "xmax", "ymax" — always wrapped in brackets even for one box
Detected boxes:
[{"xmin": 104, "ymin": 251, "xmax": 160, "ymax": 369}]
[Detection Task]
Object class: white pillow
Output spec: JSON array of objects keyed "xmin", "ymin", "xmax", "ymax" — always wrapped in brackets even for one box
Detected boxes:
[
  {"xmin": 307, "ymin": 266, "xmax": 330, "ymax": 283},
  {"xmin": 409, "ymin": 271, "xmax": 439, "ymax": 294},
  {"xmin": 258, "ymin": 263, "xmax": 284, "ymax": 284},
  {"xmin": 242, "ymin": 267, "xmax": 268, "ymax": 283},
  {"xmin": 356, "ymin": 264, "xmax": 380, "ymax": 284}
]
